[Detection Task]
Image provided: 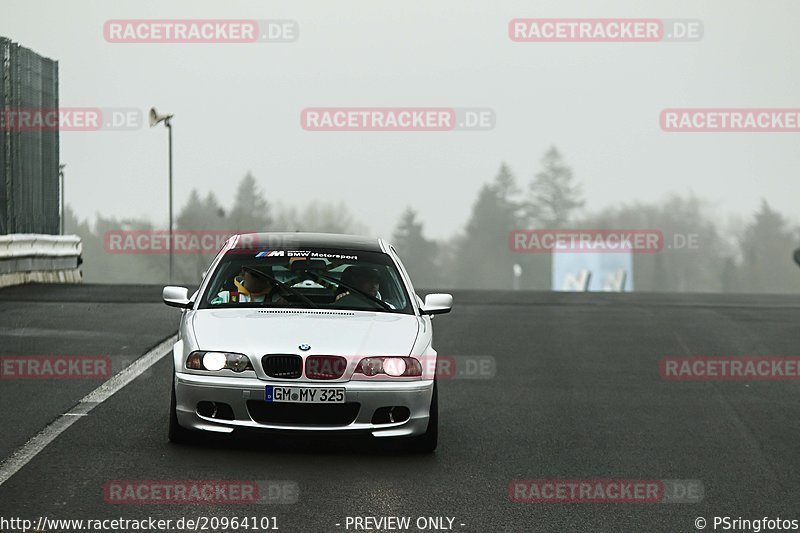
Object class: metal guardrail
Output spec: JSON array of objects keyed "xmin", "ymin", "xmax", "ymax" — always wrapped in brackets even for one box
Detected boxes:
[
  {"xmin": 0, "ymin": 234, "xmax": 82, "ymax": 287},
  {"xmin": 0, "ymin": 234, "xmax": 81, "ymax": 257}
]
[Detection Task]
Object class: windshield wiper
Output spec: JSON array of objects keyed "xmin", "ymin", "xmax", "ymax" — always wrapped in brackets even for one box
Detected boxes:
[
  {"xmin": 308, "ymin": 271, "xmax": 393, "ymax": 312},
  {"xmin": 255, "ymin": 271, "xmax": 319, "ymax": 308}
]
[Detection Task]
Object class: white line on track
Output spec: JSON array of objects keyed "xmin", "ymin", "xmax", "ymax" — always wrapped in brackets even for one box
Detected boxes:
[{"xmin": 0, "ymin": 334, "xmax": 177, "ymax": 487}]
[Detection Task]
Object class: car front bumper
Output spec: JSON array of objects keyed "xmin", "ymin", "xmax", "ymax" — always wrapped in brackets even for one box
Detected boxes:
[{"xmin": 174, "ymin": 372, "xmax": 434, "ymax": 438}]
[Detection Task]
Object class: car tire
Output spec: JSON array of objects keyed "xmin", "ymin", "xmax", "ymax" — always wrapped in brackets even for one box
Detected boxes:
[
  {"xmin": 407, "ymin": 379, "xmax": 438, "ymax": 453},
  {"xmin": 168, "ymin": 376, "xmax": 195, "ymax": 444}
]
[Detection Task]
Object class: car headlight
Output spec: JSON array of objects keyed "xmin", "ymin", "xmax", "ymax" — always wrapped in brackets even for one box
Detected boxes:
[
  {"xmin": 186, "ymin": 351, "xmax": 252, "ymax": 373},
  {"xmin": 354, "ymin": 357, "xmax": 422, "ymax": 377}
]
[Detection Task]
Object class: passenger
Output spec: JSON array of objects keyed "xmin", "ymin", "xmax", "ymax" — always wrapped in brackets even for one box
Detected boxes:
[{"xmin": 211, "ymin": 265, "xmax": 283, "ymax": 304}]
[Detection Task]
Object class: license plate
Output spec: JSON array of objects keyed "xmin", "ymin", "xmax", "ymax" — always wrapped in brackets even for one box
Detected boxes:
[{"xmin": 265, "ymin": 385, "xmax": 345, "ymax": 403}]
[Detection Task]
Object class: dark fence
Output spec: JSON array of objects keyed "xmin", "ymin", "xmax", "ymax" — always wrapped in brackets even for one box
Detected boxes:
[{"xmin": 0, "ymin": 37, "xmax": 60, "ymax": 235}]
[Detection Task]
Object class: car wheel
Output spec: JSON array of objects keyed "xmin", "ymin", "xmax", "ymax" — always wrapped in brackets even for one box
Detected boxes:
[
  {"xmin": 168, "ymin": 375, "xmax": 195, "ymax": 444},
  {"xmin": 407, "ymin": 379, "xmax": 438, "ymax": 453}
]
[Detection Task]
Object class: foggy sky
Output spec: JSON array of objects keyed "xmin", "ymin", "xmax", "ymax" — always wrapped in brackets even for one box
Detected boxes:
[{"xmin": 2, "ymin": 0, "xmax": 799, "ymax": 239}]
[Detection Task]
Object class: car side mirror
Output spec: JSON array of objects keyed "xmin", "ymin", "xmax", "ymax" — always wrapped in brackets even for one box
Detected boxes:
[
  {"xmin": 421, "ymin": 293, "xmax": 453, "ymax": 315},
  {"xmin": 794, "ymin": 248, "xmax": 800, "ymax": 268},
  {"xmin": 163, "ymin": 286, "xmax": 193, "ymax": 309}
]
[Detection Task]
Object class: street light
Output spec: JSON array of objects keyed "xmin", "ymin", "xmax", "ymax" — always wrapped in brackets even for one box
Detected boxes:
[
  {"xmin": 58, "ymin": 163, "xmax": 66, "ymax": 235},
  {"xmin": 149, "ymin": 107, "xmax": 174, "ymax": 283}
]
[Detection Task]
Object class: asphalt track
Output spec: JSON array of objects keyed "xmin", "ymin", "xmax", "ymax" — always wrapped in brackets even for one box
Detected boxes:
[{"xmin": 1, "ymin": 284, "xmax": 800, "ymax": 532}]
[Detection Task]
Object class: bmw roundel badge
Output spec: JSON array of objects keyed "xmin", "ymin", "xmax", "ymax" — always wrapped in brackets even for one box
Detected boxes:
[{"xmin": 299, "ymin": 344, "xmax": 311, "ymax": 351}]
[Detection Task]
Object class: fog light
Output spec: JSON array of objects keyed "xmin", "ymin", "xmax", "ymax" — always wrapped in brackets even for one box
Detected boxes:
[
  {"xmin": 197, "ymin": 401, "xmax": 217, "ymax": 418},
  {"xmin": 371, "ymin": 406, "xmax": 411, "ymax": 424}
]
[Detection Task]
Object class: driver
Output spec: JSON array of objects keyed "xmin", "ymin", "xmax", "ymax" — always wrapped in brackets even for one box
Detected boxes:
[
  {"xmin": 335, "ymin": 266, "xmax": 380, "ymax": 306},
  {"xmin": 211, "ymin": 265, "xmax": 284, "ymax": 304}
]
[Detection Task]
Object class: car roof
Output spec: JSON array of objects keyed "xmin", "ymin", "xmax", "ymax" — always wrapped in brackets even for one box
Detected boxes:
[{"xmin": 231, "ymin": 232, "xmax": 384, "ymax": 253}]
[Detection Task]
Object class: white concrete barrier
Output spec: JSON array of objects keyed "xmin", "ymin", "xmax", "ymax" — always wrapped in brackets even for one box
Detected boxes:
[{"xmin": 0, "ymin": 234, "xmax": 82, "ymax": 288}]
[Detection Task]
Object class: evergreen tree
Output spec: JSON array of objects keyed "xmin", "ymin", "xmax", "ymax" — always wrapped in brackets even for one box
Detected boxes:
[
  {"xmin": 453, "ymin": 164, "xmax": 521, "ymax": 289},
  {"xmin": 526, "ymin": 147, "xmax": 583, "ymax": 228},
  {"xmin": 226, "ymin": 172, "xmax": 272, "ymax": 232},
  {"xmin": 176, "ymin": 190, "xmax": 204, "ymax": 230},
  {"xmin": 175, "ymin": 190, "xmax": 228, "ymax": 282},
  {"xmin": 738, "ymin": 200, "xmax": 800, "ymax": 293},
  {"xmin": 392, "ymin": 207, "xmax": 439, "ymax": 288}
]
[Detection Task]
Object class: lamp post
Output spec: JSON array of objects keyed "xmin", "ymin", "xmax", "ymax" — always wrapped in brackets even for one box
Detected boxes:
[
  {"xmin": 149, "ymin": 107, "xmax": 175, "ymax": 283},
  {"xmin": 58, "ymin": 164, "xmax": 66, "ymax": 235}
]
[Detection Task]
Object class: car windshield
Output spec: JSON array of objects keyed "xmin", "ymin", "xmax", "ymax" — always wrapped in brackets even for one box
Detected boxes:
[{"xmin": 200, "ymin": 248, "xmax": 413, "ymax": 314}]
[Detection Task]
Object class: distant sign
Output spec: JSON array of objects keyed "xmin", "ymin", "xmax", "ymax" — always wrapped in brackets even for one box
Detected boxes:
[{"xmin": 552, "ymin": 242, "xmax": 633, "ymax": 292}]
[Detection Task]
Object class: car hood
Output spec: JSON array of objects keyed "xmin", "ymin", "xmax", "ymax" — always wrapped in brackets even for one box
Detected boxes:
[{"xmin": 190, "ymin": 308, "xmax": 420, "ymax": 357}]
